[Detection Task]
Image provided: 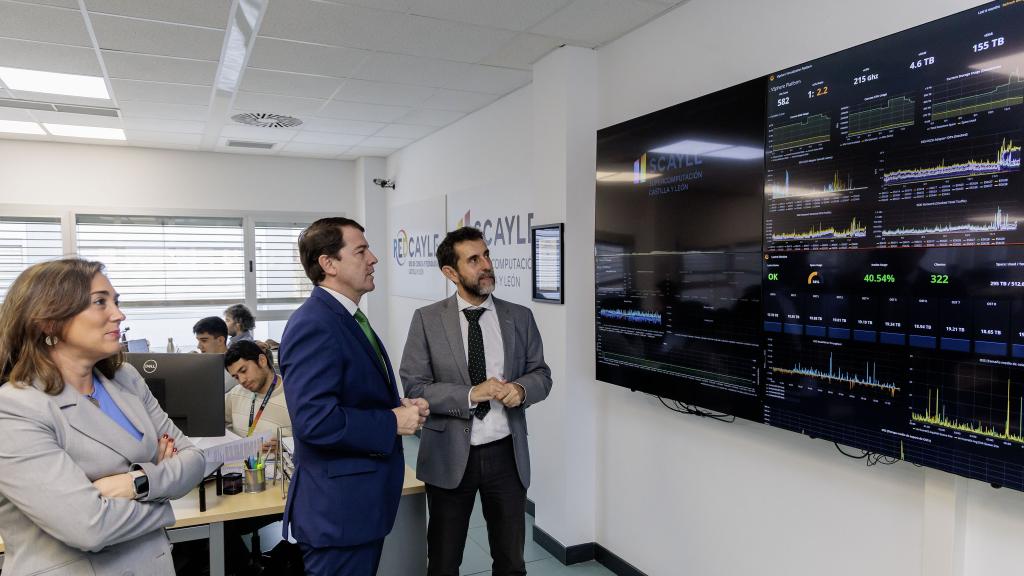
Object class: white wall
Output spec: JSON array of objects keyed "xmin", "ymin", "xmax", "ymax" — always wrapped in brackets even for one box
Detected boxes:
[
  {"xmin": 383, "ymin": 0, "xmax": 1024, "ymax": 575},
  {"xmin": 384, "ymin": 86, "xmax": 534, "ymax": 394},
  {"xmin": 0, "ymin": 140, "xmax": 356, "ymax": 213}
]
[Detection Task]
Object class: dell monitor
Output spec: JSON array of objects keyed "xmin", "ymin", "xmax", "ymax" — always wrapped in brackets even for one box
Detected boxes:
[{"xmin": 125, "ymin": 352, "xmax": 226, "ymax": 437}]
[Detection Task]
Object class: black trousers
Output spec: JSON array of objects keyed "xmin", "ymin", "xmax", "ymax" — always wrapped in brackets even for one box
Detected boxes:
[{"xmin": 426, "ymin": 436, "xmax": 527, "ymax": 576}]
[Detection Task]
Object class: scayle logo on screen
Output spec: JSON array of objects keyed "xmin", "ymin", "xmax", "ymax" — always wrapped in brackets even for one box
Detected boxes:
[
  {"xmin": 633, "ymin": 152, "xmax": 647, "ymax": 183},
  {"xmin": 634, "ymin": 151, "xmax": 703, "ymax": 184}
]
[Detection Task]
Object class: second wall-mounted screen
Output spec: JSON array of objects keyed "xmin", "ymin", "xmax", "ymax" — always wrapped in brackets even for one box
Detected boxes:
[{"xmin": 595, "ymin": 79, "xmax": 765, "ymax": 419}]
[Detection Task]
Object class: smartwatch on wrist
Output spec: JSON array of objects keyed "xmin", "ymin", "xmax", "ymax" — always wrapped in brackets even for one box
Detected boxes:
[{"xmin": 130, "ymin": 469, "xmax": 149, "ymax": 499}]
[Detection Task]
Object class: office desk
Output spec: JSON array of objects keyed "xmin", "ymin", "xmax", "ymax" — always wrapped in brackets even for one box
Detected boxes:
[
  {"xmin": 168, "ymin": 464, "xmax": 426, "ymax": 576},
  {"xmin": 0, "ymin": 466, "xmax": 426, "ymax": 576}
]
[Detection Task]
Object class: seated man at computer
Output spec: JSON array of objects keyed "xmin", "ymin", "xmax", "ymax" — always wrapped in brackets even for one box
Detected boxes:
[
  {"xmin": 224, "ymin": 303, "xmax": 256, "ymax": 346},
  {"xmin": 224, "ymin": 340, "xmax": 291, "ymax": 451},
  {"xmin": 223, "ymin": 340, "xmax": 292, "ymax": 572},
  {"xmin": 193, "ymin": 316, "xmax": 236, "ymax": 393}
]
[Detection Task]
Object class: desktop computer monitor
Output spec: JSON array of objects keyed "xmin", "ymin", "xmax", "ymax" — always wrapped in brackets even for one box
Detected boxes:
[{"xmin": 125, "ymin": 352, "xmax": 226, "ymax": 437}]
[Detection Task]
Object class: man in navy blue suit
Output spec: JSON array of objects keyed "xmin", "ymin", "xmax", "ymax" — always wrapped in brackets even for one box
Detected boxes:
[{"xmin": 280, "ymin": 217, "xmax": 428, "ymax": 576}]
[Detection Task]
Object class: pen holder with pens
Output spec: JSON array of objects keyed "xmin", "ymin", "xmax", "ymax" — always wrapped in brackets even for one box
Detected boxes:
[{"xmin": 243, "ymin": 466, "xmax": 266, "ymax": 493}]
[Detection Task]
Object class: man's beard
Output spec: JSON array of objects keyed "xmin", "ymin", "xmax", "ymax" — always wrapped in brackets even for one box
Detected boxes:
[{"xmin": 459, "ymin": 270, "xmax": 495, "ymax": 297}]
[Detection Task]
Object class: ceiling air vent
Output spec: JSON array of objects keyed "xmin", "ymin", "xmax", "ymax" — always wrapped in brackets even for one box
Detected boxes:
[
  {"xmin": 226, "ymin": 140, "xmax": 275, "ymax": 149},
  {"xmin": 231, "ymin": 112, "xmax": 303, "ymax": 128}
]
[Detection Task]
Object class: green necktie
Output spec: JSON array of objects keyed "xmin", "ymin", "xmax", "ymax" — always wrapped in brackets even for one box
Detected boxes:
[{"xmin": 354, "ymin": 309, "xmax": 387, "ymax": 376}]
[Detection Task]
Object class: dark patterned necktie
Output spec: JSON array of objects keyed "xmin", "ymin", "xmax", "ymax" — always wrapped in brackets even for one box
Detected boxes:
[{"xmin": 463, "ymin": 308, "xmax": 490, "ymax": 420}]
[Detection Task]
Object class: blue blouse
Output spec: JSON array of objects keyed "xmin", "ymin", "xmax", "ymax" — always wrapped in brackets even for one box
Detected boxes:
[{"xmin": 88, "ymin": 374, "xmax": 144, "ymax": 441}]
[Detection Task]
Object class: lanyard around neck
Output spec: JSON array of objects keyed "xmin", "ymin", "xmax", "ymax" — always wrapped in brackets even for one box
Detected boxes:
[{"xmin": 247, "ymin": 374, "xmax": 278, "ymax": 437}]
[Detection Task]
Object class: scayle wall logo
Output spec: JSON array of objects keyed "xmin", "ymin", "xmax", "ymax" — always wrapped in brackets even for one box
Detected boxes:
[
  {"xmin": 392, "ymin": 228, "xmax": 440, "ymax": 275},
  {"xmin": 452, "ymin": 208, "xmax": 534, "ymax": 294},
  {"xmin": 455, "ymin": 209, "xmax": 534, "ymax": 247}
]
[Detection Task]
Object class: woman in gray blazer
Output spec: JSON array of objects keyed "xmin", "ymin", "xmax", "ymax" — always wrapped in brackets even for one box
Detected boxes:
[{"xmin": 0, "ymin": 259, "xmax": 206, "ymax": 576}]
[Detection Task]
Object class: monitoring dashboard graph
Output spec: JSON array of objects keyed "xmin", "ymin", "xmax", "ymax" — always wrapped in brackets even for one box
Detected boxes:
[
  {"xmin": 596, "ymin": 251, "xmax": 762, "ymax": 411},
  {"xmin": 761, "ymin": 1, "xmax": 1024, "ymax": 490},
  {"xmin": 766, "ymin": 1, "xmax": 1024, "ymax": 253},
  {"xmin": 596, "ymin": 1, "xmax": 1024, "ymax": 491}
]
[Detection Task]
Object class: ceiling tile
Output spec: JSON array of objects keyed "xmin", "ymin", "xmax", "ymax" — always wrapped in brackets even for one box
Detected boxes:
[
  {"xmin": 260, "ymin": 0, "xmax": 514, "ymax": 63},
  {"xmin": 529, "ymin": 0, "xmax": 664, "ymax": 47},
  {"xmin": 240, "ymin": 68, "xmax": 343, "ymax": 100},
  {"xmin": 124, "ymin": 130, "xmax": 203, "ymax": 146},
  {"xmin": 344, "ymin": 146, "xmax": 395, "ymax": 158},
  {"xmin": 359, "ymin": 135, "xmax": 413, "ymax": 149},
  {"xmin": 318, "ymin": 101, "xmax": 411, "ymax": 123},
  {"xmin": 0, "ymin": 1, "xmax": 92, "ymax": 46},
  {"xmin": 319, "ymin": 0, "xmax": 412, "ymax": 12},
  {"xmin": 131, "ymin": 140, "xmax": 200, "ymax": 151},
  {"xmin": 289, "ymin": 131, "xmax": 365, "ymax": 146},
  {"xmin": 90, "ymin": 14, "xmax": 225, "ymax": 60},
  {"xmin": 48, "ymin": 134, "xmax": 128, "ymax": 146},
  {"xmin": 16, "ymin": 0, "xmax": 80, "ymax": 8},
  {"xmin": 395, "ymin": 108, "xmax": 465, "ymax": 127},
  {"xmin": 298, "ymin": 116, "xmax": 385, "ymax": 135},
  {"xmin": 447, "ymin": 65, "xmax": 531, "ymax": 95},
  {"xmin": 279, "ymin": 142, "xmax": 353, "ymax": 158},
  {"xmin": 85, "ymin": 0, "xmax": 231, "ymax": 28},
  {"xmin": 419, "ymin": 89, "xmax": 498, "ymax": 112},
  {"xmin": 220, "ymin": 124, "xmax": 298, "ymax": 143},
  {"xmin": 352, "ymin": 52, "xmax": 467, "ymax": 88},
  {"xmin": 231, "ymin": 92, "xmax": 326, "ymax": 117},
  {"xmin": 406, "ymin": 0, "xmax": 572, "ymax": 32},
  {"xmin": 374, "ymin": 123, "xmax": 436, "ymax": 139},
  {"xmin": 122, "ymin": 117, "xmax": 205, "ymax": 134},
  {"xmin": 479, "ymin": 33, "xmax": 565, "ymax": 69},
  {"xmin": 259, "ymin": 0, "xmax": 402, "ymax": 51},
  {"xmin": 101, "ymin": 51, "xmax": 217, "ymax": 85},
  {"xmin": 111, "ymin": 79, "xmax": 211, "ymax": 105},
  {"xmin": 386, "ymin": 13, "xmax": 516, "ymax": 63},
  {"xmin": 333, "ymin": 79, "xmax": 434, "ymax": 108},
  {"xmin": 0, "ymin": 132, "xmax": 49, "ymax": 144},
  {"xmin": 0, "ymin": 107, "xmax": 36, "ymax": 122},
  {"xmin": 248, "ymin": 37, "xmax": 370, "ymax": 79},
  {"xmin": 0, "ymin": 37, "xmax": 102, "ymax": 76},
  {"xmin": 119, "ymin": 101, "xmax": 210, "ymax": 121}
]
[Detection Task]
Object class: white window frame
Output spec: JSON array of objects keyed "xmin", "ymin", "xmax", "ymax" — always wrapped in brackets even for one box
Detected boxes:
[{"xmin": 0, "ymin": 203, "xmax": 329, "ymax": 323}]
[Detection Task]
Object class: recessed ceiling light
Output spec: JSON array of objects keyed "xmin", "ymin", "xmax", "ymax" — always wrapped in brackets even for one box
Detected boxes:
[
  {"xmin": 0, "ymin": 120, "xmax": 45, "ymax": 135},
  {"xmin": 0, "ymin": 67, "xmax": 109, "ymax": 99},
  {"xmin": 43, "ymin": 124, "xmax": 125, "ymax": 140},
  {"xmin": 215, "ymin": 0, "xmax": 269, "ymax": 92}
]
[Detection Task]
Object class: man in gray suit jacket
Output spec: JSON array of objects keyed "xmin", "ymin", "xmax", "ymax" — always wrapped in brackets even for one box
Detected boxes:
[{"xmin": 401, "ymin": 226, "xmax": 552, "ymax": 576}]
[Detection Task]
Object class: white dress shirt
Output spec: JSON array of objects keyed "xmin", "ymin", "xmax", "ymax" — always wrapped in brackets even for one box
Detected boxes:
[
  {"xmin": 457, "ymin": 294, "xmax": 511, "ymax": 445},
  {"xmin": 321, "ymin": 286, "xmax": 361, "ymax": 317}
]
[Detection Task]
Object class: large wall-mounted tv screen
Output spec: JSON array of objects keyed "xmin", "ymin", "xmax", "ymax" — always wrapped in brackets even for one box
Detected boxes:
[
  {"xmin": 595, "ymin": 79, "xmax": 766, "ymax": 420},
  {"xmin": 762, "ymin": 0, "xmax": 1024, "ymax": 490},
  {"xmin": 596, "ymin": 0, "xmax": 1024, "ymax": 491}
]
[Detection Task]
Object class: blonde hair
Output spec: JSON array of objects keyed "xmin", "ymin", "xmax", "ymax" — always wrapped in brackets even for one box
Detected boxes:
[{"xmin": 0, "ymin": 259, "xmax": 123, "ymax": 395}]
